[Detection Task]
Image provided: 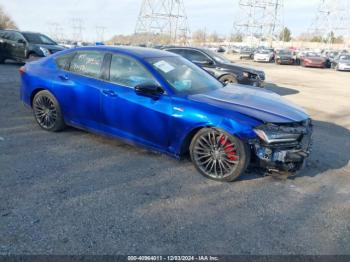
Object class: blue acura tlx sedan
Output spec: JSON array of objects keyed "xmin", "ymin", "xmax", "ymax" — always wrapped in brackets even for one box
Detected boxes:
[{"xmin": 20, "ymin": 46, "xmax": 313, "ymax": 182}]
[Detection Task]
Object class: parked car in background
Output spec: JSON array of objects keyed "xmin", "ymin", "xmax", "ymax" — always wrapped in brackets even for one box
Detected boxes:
[
  {"xmin": 0, "ymin": 30, "xmax": 65, "ymax": 63},
  {"xmin": 163, "ymin": 47, "xmax": 265, "ymax": 87},
  {"xmin": 20, "ymin": 46, "xmax": 312, "ymax": 181},
  {"xmin": 254, "ymin": 49, "xmax": 274, "ymax": 63},
  {"xmin": 331, "ymin": 54, "xmax": 350, "ymax": 71},
  {"xmin": 275, "ymin": 49, "xmax": 295, "ymax": 65},
  {"xmin": 239, "ymin": 47, "xmax": 255, "ymax": 60},
  {"xmin": 300, "ymin": 52, "xmax": 327, "ymax": 68}
]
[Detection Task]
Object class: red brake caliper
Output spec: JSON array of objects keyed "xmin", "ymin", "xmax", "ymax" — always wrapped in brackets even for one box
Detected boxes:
[{"xmin": 219, "ymin": 135, "xmax": 238, "ymax": 161}]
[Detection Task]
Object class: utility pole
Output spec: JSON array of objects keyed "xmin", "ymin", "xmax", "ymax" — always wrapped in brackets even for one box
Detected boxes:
[
  {"xmin": 231, "ymin": 0, "xmax": 284, "ymax": 47},
  {"xmin": 135, "ymin": 0, "xmax": 190, "ymax": 45}
]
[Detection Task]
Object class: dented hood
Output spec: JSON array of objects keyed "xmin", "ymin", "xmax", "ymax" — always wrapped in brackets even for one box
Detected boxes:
[{"xmin": 188, "ymin": 84, "xmax": 309, "ymax": 123}]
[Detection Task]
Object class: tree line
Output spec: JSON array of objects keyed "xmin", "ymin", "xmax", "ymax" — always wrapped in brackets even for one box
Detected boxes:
[{"xmin": 0, "ymin": 5, "xmax": 17, "ymax": 30}]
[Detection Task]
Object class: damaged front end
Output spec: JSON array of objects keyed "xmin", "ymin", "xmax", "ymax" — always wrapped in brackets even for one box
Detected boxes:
[{"xmin": 250, "ymin": 119, "xmax": 313, "ymax": 175}]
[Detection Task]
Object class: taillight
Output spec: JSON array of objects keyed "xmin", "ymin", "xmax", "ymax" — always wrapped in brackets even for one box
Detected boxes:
[{"xmin": 19, "ymin": 66, "xmax": 26, "ymax": 75}]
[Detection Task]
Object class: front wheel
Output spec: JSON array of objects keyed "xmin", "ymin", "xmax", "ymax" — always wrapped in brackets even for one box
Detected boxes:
[
  {"xmin": 219, "ymin": 75, "xmax": 238, "ymax": 85},
  {"xmin": 190, "ymin": 128, "xmax": 250, "ymax": 182},
  {"xmin": 32, "ymin": 90, "xmax": 65, "ymax": 132}
]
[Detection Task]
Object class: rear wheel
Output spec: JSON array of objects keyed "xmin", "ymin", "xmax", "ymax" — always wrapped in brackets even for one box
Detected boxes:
[
  {"xmin": 32, "ymin": 90, "xmax": 65, "ymax": 132},
  {"xmin": 219, "ymin": 74, "xmax": 238, "ymax": 85},
  {"xmin": 190, "ymin": 128, "xmax": 250, "ymax": 182},
  {"xmin": 0, "ymin": 56, "xmax": 5, "ymax": 64}
]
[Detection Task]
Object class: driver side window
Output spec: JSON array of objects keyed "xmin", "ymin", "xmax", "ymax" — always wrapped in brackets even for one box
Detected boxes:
[
  {"xmin": 109, "ymin": 54, "xmax": 158, "ymax": 88},
  {"xmin": 182, "ymin": 50, "xmax": 210, "ymax": 62}
]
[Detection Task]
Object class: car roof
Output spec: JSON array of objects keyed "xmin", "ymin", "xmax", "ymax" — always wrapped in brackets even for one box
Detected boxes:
[
  {"xmin": 163, "ymin": 46, "xmax": 208, "ymax": 52},
  {"xmin": 69, "ymin": 45, "xmax": 178, "ymax": 59}
]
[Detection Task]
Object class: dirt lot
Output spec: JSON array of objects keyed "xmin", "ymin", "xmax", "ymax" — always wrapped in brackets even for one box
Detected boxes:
[{"xmin": 0, "ymin": 59, "xmax": 350, "ymax": 255}]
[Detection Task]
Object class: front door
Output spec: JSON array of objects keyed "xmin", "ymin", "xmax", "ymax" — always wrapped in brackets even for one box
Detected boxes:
[{"xmin": 100, "ymin": 53, "xmax": 172, "ymax": 150}]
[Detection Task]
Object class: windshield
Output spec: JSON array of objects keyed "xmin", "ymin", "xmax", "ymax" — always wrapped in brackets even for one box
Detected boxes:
[
  {"xmin": 22, "ymin": 33, "xmax": 57, "ymax": 45},
  {"xmin": 306, "ymin": 52, "xmax": 320, "ymax": 57},
  {"xmin": 339, "ymin": 55, "xmax": 350, "ymax": 60},
  {"xmin": 147, "ymin": 56, "xmax": 223, "ymax": 95},
  {"xmin": 277, "ymin": 50, "xmax": 292, "ymax": 55},
  {"xmin": 204, "ymin": 49, "xmax": 232, "ymax": 64},
  {"xmin": 258, "ymin": 50, "xmax": 271, "ymax": 54}
]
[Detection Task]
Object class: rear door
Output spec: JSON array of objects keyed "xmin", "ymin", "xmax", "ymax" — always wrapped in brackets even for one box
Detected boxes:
[
  {"xmin": 10, "ymin": 32, "xmax": 26, "ymax": 59},
  {"xmin": 52, "ymin": 50, "xmax": 106, "ymax": 127},
  {"xmin": 0, "ymin": 31, "xmax": 12, "ymax": 58}
]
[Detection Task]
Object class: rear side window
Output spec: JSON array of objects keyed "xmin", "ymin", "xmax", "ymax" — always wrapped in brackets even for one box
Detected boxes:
[
  {"xmin": 182, "ymin": 50, "xmax": 210, "ymax": 62},
  {"xmin": 69, "ymin": 51, "xmax": 105, "ymax": 78},
  {"xmin": 166, "ymin": 49, "xmax": 184, "ymax": 56},
  {"xmin": 55, "ymin": 53, "xmax": 75, "ymax": 70}
]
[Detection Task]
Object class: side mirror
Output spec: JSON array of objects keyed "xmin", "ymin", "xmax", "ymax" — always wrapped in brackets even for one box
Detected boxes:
[
  {"xmin": 135, "ymin": 83, "xmax": 164, "ymax": 98},
  {"xmin": 193, "ymin": 60, "xmax": 214, "ymax": 66},
  {"xmin": 17, "ymin": 39, "xmax": 26, "ymax": 44}
]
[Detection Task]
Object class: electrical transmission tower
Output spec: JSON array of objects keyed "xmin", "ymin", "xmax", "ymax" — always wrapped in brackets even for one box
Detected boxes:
[
  {"xmin": 231, "ymin": 0, "xmax": 284, "ymax": 46},
  {"xmin": 95, "ymin": 26, "xmax": 106, "ymax": 42},
  {"xmin": 48, "ymin": 22, "xmax": 64, "ymax": 42},
  {"xmin": 70, "ymin": 18, "xmax": 84, "ymax": 42},
  {"xmin": 135, "ymin": 0, "xmax": 190, "ymax": 45},
  {"xmin": 309, "ymin": 0, "xmax": 350, "ymax": 47}
]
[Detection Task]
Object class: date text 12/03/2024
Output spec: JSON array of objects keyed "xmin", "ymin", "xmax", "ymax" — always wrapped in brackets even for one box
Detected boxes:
[{"xmin": 127, "ymin": 256, "xmax": 219, "ymax": 261}]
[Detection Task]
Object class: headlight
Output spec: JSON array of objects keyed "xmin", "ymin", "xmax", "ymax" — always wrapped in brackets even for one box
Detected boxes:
[
  {"xmin": 243, "ymin": 72, "xmax": 249, "ymax": 78},
  {"xmin": 254, "ymin": 128, "xmax": 301, "ymax": 144},
  {"xmin": 39, "ymin": 47, "xmax": 51, "ymax": 56}
]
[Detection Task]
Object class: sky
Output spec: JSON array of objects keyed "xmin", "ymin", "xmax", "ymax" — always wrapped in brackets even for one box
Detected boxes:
[{"xmin": 0, "ymin": 0, "xmax": 320, "ymax": 41}]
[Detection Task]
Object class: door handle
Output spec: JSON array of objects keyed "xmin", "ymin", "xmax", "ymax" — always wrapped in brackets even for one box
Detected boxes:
[
  {"xmin": 102, "ymin": 89, "xmax": 118, "ymax": 97},
  {"xmin": 59, "ymin": 74, "xmax": 69, "ymax": 81}
]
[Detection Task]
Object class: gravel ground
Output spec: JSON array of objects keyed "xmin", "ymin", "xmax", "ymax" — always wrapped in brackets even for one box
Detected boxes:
[{"xmin": 0, "ymin": 59, "xmax": 350, "ymax": 255}]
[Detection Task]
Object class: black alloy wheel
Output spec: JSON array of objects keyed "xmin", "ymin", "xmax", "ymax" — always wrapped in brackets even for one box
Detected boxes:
[
  {"xmin": 219, "ymin": 75, "xmax": 238, "ymax": 85},
  {"xmin": 32, "ymin": 90, "xmax": 65, "ymax": 132}
]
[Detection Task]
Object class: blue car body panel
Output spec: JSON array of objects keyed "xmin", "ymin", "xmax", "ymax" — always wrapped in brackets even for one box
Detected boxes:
[{"xmin": 20, "ymin": 46, "xmax": 309, "ymax": 159}]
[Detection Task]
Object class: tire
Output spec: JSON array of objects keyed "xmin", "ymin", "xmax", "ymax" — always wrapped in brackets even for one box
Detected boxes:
[
  {"xmin": 219, "ymin": 74, "xmax": 238, "ymax": 85},
  {"xmin": 0, "ymin": 55, "xmax": 5, "ymax": 64},
  {"xmin": 32, "ymin": 90, "xmax": 65, "ymax": 132},
  {"xmin": 190, "ymin": 128, "xmax": 250, "ymax": 182},
  {"xmin": 27, "ymin": 53, "xmax": 40, "ymax": 62}
]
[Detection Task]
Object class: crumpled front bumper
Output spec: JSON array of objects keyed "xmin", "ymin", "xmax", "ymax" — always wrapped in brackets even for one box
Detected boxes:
[{"xmin": 250, "ymin": 120, "xmax": 313, "ymax": 174}]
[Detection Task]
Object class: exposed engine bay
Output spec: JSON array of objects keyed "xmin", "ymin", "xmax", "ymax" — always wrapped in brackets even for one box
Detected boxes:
[{"xmin": 250, "ymin": 119, "xmax": 313, "ymax": 176}]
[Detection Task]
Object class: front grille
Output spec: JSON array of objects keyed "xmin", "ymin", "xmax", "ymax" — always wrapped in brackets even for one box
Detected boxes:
[
  {"xmin": 258, "ymin": 73, "xmax": 265, "ymax": 80},
  {"xmin": 250, "ymin": 73, "xmax": 265, "ymax": 81}
]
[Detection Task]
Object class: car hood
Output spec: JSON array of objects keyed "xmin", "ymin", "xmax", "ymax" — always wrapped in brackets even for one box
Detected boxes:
[
  {"xmin": 339, "ymin": 59, "xmax": 350, "ymax": 63},
  {"xmin": 188, "ymin": 85, "xmax": 309, "ymax": 123},
  {"xmin": 221, "ymin": 62, "xmax": 264, "ymax": 75},
  {"xmin": 255, "ymin": 53, "xmax": 271, "ymax": 57},
  {"xmin": 305, "ymin": 57, "xmax": 325, "ymax": 62},
  {"xmin": 33, "ymin": 44, "xmax": 65, "ymax": 52}
]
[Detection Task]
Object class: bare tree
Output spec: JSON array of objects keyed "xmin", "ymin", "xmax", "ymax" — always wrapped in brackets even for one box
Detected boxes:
[
  {"xmin": 0, "ymin": 6, "xmax": 18, "ymax": 30},
  {"xmin": 208, "ymin": 31, "xmax": 219, "ymax": 43},
  {"xmin": 192, "ymin": 29, "xmax": 207, "ymax": 44}
]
